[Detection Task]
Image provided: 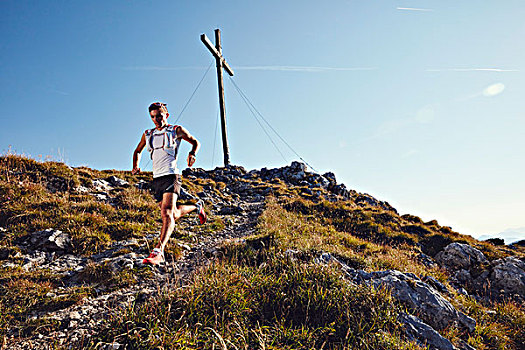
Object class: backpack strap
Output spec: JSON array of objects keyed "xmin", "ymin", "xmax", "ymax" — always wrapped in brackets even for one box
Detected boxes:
[
  {"xmin": 171, "ymin": 125, "xmax": 181, "ymax": 137},
  {"xmin": 145, "ymin": 128, "xmax": 156, "ymax": 158}
]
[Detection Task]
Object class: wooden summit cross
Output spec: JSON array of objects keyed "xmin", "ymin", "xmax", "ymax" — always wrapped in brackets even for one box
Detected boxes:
[{"xmin": 201, "ymin": 29, "xmax": 234, "ymax": 167}]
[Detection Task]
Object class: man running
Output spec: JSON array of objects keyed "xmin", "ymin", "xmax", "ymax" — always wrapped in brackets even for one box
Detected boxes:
[{"xmin": 132, "ymin": 102, "xmax": 206, "ymax": 265}]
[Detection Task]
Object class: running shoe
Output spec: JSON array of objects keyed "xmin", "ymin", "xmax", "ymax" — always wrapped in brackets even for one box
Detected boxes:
[
  {"xmin": 142, "ymin": 248, "xmax": 164, "ymax": 265},
  {"xmin": 196, "ymin": 200, "xmax": 207, "ymax": 224}
]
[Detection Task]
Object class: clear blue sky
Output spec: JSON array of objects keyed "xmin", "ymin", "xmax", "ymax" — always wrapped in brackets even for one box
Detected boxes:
[{"xmin": 1, "ymin": 1, "xmax": 524, "ymax": 241}]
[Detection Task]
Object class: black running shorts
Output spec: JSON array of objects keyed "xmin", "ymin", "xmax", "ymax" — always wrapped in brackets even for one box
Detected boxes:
[{"xmin": 150, "ymin": 174, "xmax": 182, "ymax": 202}]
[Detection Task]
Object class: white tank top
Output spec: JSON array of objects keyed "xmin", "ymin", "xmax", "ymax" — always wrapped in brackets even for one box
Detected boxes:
[{"xmin": 150, "ymin": 128, "xmax": 180, "ymax": 178}]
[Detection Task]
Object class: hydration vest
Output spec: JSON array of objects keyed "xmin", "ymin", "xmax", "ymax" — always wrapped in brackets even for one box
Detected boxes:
[{"xmin": 145, "ymin": 125, "xmax": 181, "ymax": 159}]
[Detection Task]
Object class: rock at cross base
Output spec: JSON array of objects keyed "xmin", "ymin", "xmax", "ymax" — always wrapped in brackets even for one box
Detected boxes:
[{"xmin": 322, "ymin": 171, "xmax": 337, "ymax": 184}]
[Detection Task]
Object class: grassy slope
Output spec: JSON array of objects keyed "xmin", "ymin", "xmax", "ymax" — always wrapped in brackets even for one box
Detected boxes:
[
  {"xmin": 0, "ymin": 155, "xmax": 220, "ymax": 339},
  {"xmin": 0, "ymin": 155, "xmax": 523, "ymax": 349}
]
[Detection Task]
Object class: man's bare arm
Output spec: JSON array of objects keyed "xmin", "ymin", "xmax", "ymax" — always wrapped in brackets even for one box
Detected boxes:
[
  {"xmin": 176, "ymin": 126, "xmax": 200, "ymax": 167},
  {"xmin": 132, "ymin": 133, "xmax": 146, "ymax": 174}
]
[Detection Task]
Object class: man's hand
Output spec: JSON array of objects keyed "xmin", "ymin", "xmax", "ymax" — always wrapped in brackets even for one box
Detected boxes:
[
  {"xmin": 187, "ymin": 154, "xmax": 196, "ymax": 167},
  {"xmin": 177, "ymin": 126, "xmax": 200, "ymax": 168},
  {"xmin": 132, "ymin": 167, "xmax": 141, "ymax": 175}
]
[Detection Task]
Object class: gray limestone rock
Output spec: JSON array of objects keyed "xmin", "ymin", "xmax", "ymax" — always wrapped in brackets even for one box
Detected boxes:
[
  {"xmin": 490, "ymin": 257, "xmax": 525, "ymax": 298},
  {"xmin": 453, "ymin": 269, "xmax": 472, "ymax": 284},
  {"xmin": 29, "ymin": 229, "xmax": 72, "ymax": 253},
  {"xmin": 317, "ymin": 253, "xmax": 476, "ymax": 332},
  {"xmin": 106, "ymin": 176, "xmax": 129, "ymax": 187},
  {"xmin": 436, "ymin": 243, "xmax": 525, "ymax": 302},
  {"xmin": 317, "ymin": 252, "xmax": 337, "ymax": 265},
  {"xmin": 322, "ymin": 172, "xmax": 337, "ymax": 184},
  {"xmin": 317, "ymin": 253, "xmax": 476, "ymax": 333},
  {"xmin": 282, "ymin": 161, "xmax": 307, "ymax": 183},
  {"xmin": 366, "ymin": 269, "xmax": 476, "ymax": 332},
  {"xmin": 331, "ymin": 183, "xmax": 349, "ymax": 198},
  {"xmin": 422, "ymin": 275, "xmax": 450, "ymax": 295},
  {"xmin": 399, "ymin": 313, "xmax": 457, "ymax": 350},
  {"xmin": 22, "ymin": 251, "xmax": 49, "ymax": 269},
  {"xmin": 317, "ymin": 252, "xmax": 476, "ymax": 348},
  {"xmin": 318, "ymin": 175, "xmax": 331, "ymax": 189},
  {"xmin": 93, "ymin": 193, "xmax": 110, "ymax": 202},
  {"xmin": 289, "ymin": 161, "xmax": 307, "ymax": 173},
  {"xmin": 105, "ymin": 253, "xmax": 139, "ymax": 271},
  {"xmin": 92, "ymin": 179, "xmax": 112, "ymax": 192},
  {"xmin": 435, "ymin": 243, "xmax": 488, "ymax": 271},
  {"xmin": 44, "ymin": 254, "xmax": 86, "ymax": 273}
]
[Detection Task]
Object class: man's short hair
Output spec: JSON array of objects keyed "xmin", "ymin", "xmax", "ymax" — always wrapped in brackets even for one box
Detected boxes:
[{"xmin": 148, "ymin": 102, "xmax": 168, "ymax": 114}]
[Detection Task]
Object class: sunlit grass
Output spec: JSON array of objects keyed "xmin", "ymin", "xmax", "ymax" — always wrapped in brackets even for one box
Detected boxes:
[
  {"xmin": 0, "ymin": 154, "xmax": 160, "ymax": 255},
  {"xmin": 447, "ymin": 290, "xmax": 525, "ymax": 349},
  {"xmin": 259, "ymin": 197, "xmax": 447, "ymax": 280},
  {"xmin": 88, "ymin": 253, "xmax": 422, "ymax": 349}
]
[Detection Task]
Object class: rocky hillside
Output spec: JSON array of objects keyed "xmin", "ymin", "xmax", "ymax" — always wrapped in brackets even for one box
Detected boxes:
[{"xmin": 0, "ymin": 155, "xmax": 524, "ymax": 350}]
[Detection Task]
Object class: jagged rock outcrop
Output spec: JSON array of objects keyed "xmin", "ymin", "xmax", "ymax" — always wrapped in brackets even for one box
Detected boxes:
[
  {"xmin": 183, "ymin": 161, "xmax": 397, "ymax": 212},
  {"xmin": 490, "ymin": 257, "xmax": 525, "ymax": 299},
  {"xmin": 317, "ymin": 252, "xmax": 476, "ymax": 347},
  {"xmin": 363, "ymin": 269, "xmax": 476, "ymax": 333},
  {"xmin": 422, "ymin": 275, "xmax": 450, "ymax": 295},
  {"xmin": 399, "ymin": 313, "xmax": 456, "ymax": 350},
  {"xmin": 3, "ymin": 229, "xmax": 76, "ymax": 271},
  {"xmin": 435, "ymin": 243, "xmax": 488, "ymax": 271},
  {"xmin": 436, "ymin": 242, "xmax": 525, "ymax": 302},
  {"xmin": 360, "ymin": 270, "xmax": 474, "ymax": 333}
]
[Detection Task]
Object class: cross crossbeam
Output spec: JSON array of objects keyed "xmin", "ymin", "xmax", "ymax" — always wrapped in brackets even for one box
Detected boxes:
[{"xmin": 200, "ymin": 34, "xmax": 234, "ymax": 76}]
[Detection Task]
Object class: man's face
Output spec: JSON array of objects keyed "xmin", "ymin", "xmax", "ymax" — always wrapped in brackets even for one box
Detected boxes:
[{"xmin": 150, "ymin": 109, "xmax": 168, "ymax": 128}]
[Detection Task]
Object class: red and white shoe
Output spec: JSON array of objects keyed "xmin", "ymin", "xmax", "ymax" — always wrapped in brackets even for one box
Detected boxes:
[
  {"xmin": 196, "ymin": 200, "xmax": 207, "ymax": 224},
  {"xmin": 142, "ymin": 248, "xmax": 164, "ymax": 265}
]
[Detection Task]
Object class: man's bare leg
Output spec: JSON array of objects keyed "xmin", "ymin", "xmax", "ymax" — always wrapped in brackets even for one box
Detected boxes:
[
  {"xmin": 155, "ymin": 192, "xmax": 197, "ymax": 251},
  {"xmin": 176, "ymin": 203, "xmax": 198, "ymax": 217}
]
